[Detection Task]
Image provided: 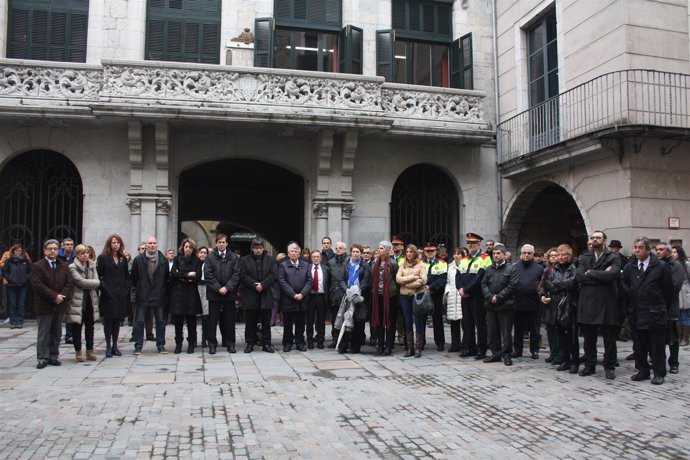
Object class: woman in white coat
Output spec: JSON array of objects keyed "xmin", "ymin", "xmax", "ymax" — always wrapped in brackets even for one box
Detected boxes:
[
  {"xmin": 445, "ymin": 247, "xmax": 466, "ymax": 353},
  {"xmin": 67, "ymin": 244, "xmax": 100, "ymax": 362}
]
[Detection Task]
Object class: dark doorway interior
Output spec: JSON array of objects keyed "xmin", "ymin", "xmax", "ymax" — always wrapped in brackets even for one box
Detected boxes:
[
  {"xmin": 391, "ymin": 164, "xmax": 459, "ymax": 249},
  {"xmin": 517, "ymin": 185, "xmax": 587, "ymax": 254},
  {"xmin": 178, "ymin": 159, "xmax": 304, "ymax": 252}
]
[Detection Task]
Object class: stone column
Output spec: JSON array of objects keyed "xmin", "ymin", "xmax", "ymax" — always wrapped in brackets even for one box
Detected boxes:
[
  {"xmin": 313, "ymin": 202, "xmax": 328, "ymax": 248},
  {"xmin": 126, "ymin": 198, "xmax": 141, "ymax": 250},
  {"xmin": 341, "ymin": 203, "xmax": 354, "ymax": 247},
  {"xmin": 156, "ymin": 198, "xmax": 172, "ymax": 252}
]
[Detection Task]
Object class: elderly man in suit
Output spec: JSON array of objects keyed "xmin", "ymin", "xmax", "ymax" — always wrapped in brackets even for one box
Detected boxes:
[
  {"xmin": 32, "ymin": 238, "xmax": 73, "ymax": 369},
  {"xmin": 278, "ymin": 242, "xmax": 313, "ymax": 352}
]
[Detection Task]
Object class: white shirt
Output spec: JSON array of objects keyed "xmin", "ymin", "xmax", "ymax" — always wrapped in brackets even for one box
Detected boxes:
[
  {"xmin": 311, "ymin": 264, "xmax": 324, "ymax": 293},
  {"xmin": 638, "ymin": 256, "xmax": 650, "ymax": 273}
]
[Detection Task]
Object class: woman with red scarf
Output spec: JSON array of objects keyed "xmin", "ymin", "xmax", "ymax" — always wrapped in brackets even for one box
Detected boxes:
[{"xmin": 371, "ymin": 241, "xmax": 399, "ymax": 355}]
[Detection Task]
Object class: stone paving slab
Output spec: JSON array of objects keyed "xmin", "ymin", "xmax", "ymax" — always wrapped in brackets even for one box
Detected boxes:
[{"xmin": 0, "ymin": 321, "xmax": 688, "ymax": 459}]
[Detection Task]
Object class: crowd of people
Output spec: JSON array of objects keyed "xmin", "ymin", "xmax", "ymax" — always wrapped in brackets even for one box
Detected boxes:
[{"xmin": 1, "ymin": 230, "xmax": 688, "ymax": 385}]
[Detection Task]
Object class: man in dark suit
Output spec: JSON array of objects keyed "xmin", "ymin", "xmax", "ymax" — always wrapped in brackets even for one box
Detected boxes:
[
  {"xmin": 623, "ymin": 237, "xmax": 675, "ymax": 385},
  {"xmin": 31, "ymin": 239, "xmax": 73, "ymax": 369},
  {"xmin": 204, "ymin": 233, "xmax": 240, "ymax": 354},
  {"xmin": 239, "ymin": 238, "xmax": 276, "ymax": 353},
  {"xmin": 307, "ymin": 250, "xmax": 330, "ymax": 349},
  {"xmin": 278, "ymin": 242, "xmax": 312, "ymax": 352}
]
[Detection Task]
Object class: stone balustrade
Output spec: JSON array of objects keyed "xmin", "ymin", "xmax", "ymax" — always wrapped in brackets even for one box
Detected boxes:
[{"xmin": 0, "ymin": 59, "xmax": 491, "ymax": 137}]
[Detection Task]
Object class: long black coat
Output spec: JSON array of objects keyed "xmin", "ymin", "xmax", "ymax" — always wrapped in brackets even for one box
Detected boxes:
[
  {"xmin": 481, "ymin": 262, "xmax": 517, "ymax": 311},
  {"xmin": 278, "ymin": 258, "xmax": 312, "ymax": 313},
  {"xmin": 130, "ymin": 251, "xmax": 169, "ymax": 307},
  {"xmin": 240, "ymin": 252, "xmax": 276, "ymax": 310},
  {"xmin": 576, "ymin": 249, "xmax": 621, "ymax": 326},
  {"xmin": 622, "ymin": 255, "xmax": 674, "ymax": 330},
  {"xmin": 168, "ymin": 255, "xmax": 202, "ymax": 316},
  {"xmin": 97, "ymin": 254, "xmax": 131, "ymax": 319},
  {"xmin": 204, "ymin": 249, "xmax": 240, "ymax": 302}
]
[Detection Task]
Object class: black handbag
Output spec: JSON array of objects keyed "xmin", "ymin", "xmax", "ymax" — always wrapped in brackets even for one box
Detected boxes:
[
  {"xmin": 354, "ymin": 302, "xmax": 368, "ymax": 322},
  {"xmin": 555, "ymin": 294, "xmax": 570, "ymax": 328},
  {"xmin": 413, "ymin": 287, "xmax": 434, "ymax": 314}
]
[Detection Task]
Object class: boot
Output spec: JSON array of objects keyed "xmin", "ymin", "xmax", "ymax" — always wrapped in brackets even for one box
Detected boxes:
[
  {"xmin": 75, "ymin": 351, "xmax": 85, "ymax": 362},
  {"xmin": 187, "ymin": 338, "xmax": 195, "ymax": 354},
  {"xmin": 682, "ymin": 326, "xmax": 690, "ymax": 347},
  {"xmin": 375, "ymin": 328, "xmax": 385, "ymax": 355},
  {"xmin": 383, "ymin": 327, "xmax": 394, "ymax": 355},
  {"xmin": 85, "ymin": 349, "xmax": 97, "ymax": 361},
  {"xmin": 174, "ymin": 338, "xmax": 183, "ymax": 354},
  {"xmin": 105, "ymin": 338, "xmax": 113, "ymax": 358},
  {"xmin": 404, "ymin": 332, "xmax": 414, "ymax": 357},
  {"xmin": 415, "ymin": 332, "xmax": 424, "ymax": 358}
]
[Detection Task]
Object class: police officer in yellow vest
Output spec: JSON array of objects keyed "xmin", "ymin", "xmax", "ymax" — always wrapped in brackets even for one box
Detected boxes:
[
  {"xmin": 424, "ymin": 242, "xmax": 448, "ymax": 351},
  {"xmin": 456, "ymin": 233, "xmax": 493, "ymax": 359}
]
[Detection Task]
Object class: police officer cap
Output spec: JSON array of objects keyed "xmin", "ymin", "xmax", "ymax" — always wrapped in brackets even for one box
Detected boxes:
[
  {"xmin": 391, "ymin": 236, "xmax": 405, "ymax": 245},
  {"xmin": 423, "ymin": 242, "xmax": 437, "ymax": 250},
  {"xmin": 466, "ymin": 232, "xmax": 483, "ymax": 243}
]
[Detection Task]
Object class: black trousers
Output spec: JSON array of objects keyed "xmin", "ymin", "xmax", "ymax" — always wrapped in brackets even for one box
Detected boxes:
[
  {"xmin": 283, "ymin": 311, "xmax": 306, "ymax": 346},
  {"xmin": 582, "ymin": 324, "xmax": 617, "ymax": 370},
  {"xmin": 245, "ymin": 309, "xmax": 271, "ymax": 345},
  {"xmin": 461, "ymin": 295, "xmax": 485, "ymax": 354},
  {"xmin": 307, "ymin": 293, "xmax": 328, "ymax": 344},
  {"xmin": 513, "ymin": 310, "xmax": 540, "ymax": 355},
  {"xmin": 431, "ymin": 291, "xmax": 445, "ymax": 347},
  {"xmin": 71, "ymin": 300, "xmax": 95, "ymax": 352},
  {"xmin": 102, "ymin": 318, "xmax": 121, "ymax": 349},
  {"xmin": 208, "ymin": 300, "xmax": 235, "ymax": 347},
  {"xmin": 449, "ymin": 320, "xmax": 461, "ymax": 348},
  {"xmin": 667, "ymin": 320, "xmax": 679, "ymax": 368},
  {"xmin": 487, "ymin": 309, "xmax": 514, "ymax": 357},
  {"xmin": 556, "ymin": 322, "xmax": 580, "ymax": 366},
  {"xmin": 173, "ymin": 314, "xmax": 197, "ymax": 343},
  {"xmin": 635, "ymin": 327, "xmax": 666, "ymax": 377},
  {"xmin": 375, "ymin": 294, "xmax": 399, "ymax": 349}
]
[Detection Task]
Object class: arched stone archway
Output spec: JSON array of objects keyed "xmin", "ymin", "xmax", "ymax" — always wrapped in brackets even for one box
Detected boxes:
[
  {"xmin": 0, "ymin": 150, "xmax": 83, "ymax": 256},
  {"xmin": 178, "ymin": 159, "xmax": 304, "ymax": 253},
  {"xmin": 391, "ymin": 164, "xmax": 459, "ymax": 248},
  {"xmin": 504, "ymin": 181, "xmax": 588, "ymax": 254}
]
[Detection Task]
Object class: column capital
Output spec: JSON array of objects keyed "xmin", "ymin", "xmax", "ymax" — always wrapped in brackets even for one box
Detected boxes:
[
  {"xmin": 342, "ymin": 203, "xmax": 354, "ymax": 219},
  {"xmin": 313, "ymin": 202, "xmax": 329, "ymax": 218},
  {"xmin": 126, "ymin": 198, "xmax": 142, "ymax": 215},
  {"xmin": 156, "ymin": 198, "xmax": 172, "ymax": 216}
]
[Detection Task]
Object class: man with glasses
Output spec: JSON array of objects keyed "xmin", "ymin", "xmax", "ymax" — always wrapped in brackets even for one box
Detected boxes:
[
  {"xmin": 423, "ymin": 242, "xmax": 448, "ymax": 351},
  {"xmin": 32, "ymin": 239, "xmax": 73, "ymax": 369},
  {"xmin": 575, "ymin": 231, "xmax": 621, "ymax": 380},
  {"xmin": 456, "ymin": 233, "xmax": 492, "ymax": 358}
]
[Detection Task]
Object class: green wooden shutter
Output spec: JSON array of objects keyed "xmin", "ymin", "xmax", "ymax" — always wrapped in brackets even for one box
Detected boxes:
[
  {"xmin": 274, "ymin": 0, "xmax": 341, "ymax": 30},
  {"xmin": 451, "ymin": 33, "xmax": 472, "ymax": 89},
  {"xmin": 7, "ymin": 8, "xmax": 29, "ymax": 58},
  {"xmin": 376, "ymin": 29, "xmax": 395, "ymax": 82},
  {"xmin": 254, "ymin": 17, "xmax": 275, "ymax": 68},
  {"xmin": 392, "ymin": 0, "xmax": 452, "ymax": 42},
  {"xmin": 339, "ymin": 25, "xmax": 362, "ymax": 75}
]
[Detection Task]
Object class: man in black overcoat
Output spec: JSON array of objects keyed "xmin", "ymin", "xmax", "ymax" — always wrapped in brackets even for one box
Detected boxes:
[
  {"xmin": 278, "ymin": 242, "xmax": 313, "ymax": 352},
  {"xmin": 239, "ymin": 238, "xmax": 276, "ymax": 353}
]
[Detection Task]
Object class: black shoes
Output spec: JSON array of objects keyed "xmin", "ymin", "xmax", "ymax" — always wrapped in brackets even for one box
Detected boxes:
[
  {"xmin": 262, "ymin": 344, "xmax": 275, "ymax": 353},
  {"xmin": 157, "ymin": 346, "xmax": 168, "ymax": 354},
  {"xmin": 209, "ymin": 346, "xmax": 217, "ymax": 355},
  {"xmin": 631, "ymin": 371, "xmax": 650, "ymax": 381},
  {"xmin": 296, "ymin": 344, "xmax": 307, "ymax": 352},
  {"xmin": 669, "ymin": 365, "xmax": 679, "ymax": 374},
  {"xmin": 605, "ymin": 369, "xmax": 616, "ymax": 380},
  {"xmin": 568, "ymin": 365, "xmax": 579, "ymax": 374},
  {"xmin": 106, "ymin": 347, "xmax": 113, "ymax": 358},
  {"xmin": 382, "ymin": 347, "xmax": 392, "ymax": 356},
  {"xmin": 327, "ymin": 341, "xmax": 337, "ymax": 349},
  {"xmin": 483, "ymin": 355, "xmax": 502, "ymax": 363},
  {"xmin": 474, "ymin": 353, "xmax": 487, "ymax": 361},
  {"xmin": 531, "ymin": 352, "xmax": 539, "ymax": 360},
  {"xmin": 578, "ymin": 367, "xmax": 595, "ymax": 377},
  {"xmin": 436, "ymin": 345, "xmax": 445, "ymax": 352},
  {"xmin": 47, "ymin": 359, "xmax": 61, "ymax": 366},
  {"xmin": 651, "ymin": 375, "xmax": 665, "ymax": 385},
  {"xmin": 545, "ymin": 355, "xmax": 554, "ymax": 363},
  {"xmin": 448, "ymin": 344, "xmax": 460, "ymax": 353},
  {"xmin": 307, "ymin": 342, "xmax": 314, "ymax": 350},
  {"xmin": 37, "ymin": 361, "xmax": 48, "ymax": 369},
  {"xmin": 187, "ymin": 344, "xmax": 195, "ymax": 354},
  {"xmin": 133, "ymin": 348, "xmax": 142, "ymax": 355},
  {"xmin": 503, "ymin": 357, "xmax": 513, "ymax": 366},
  {"xmin": 112, "ymin": 347, "xmax": 122, "ymax": 357},
  {"xmin": 283, "ymin": 345, "xmax": 292, "ymax": 352},
  {"xmin": 460, "ymin": 350, "xmax": 476, "ymax": 358},
  {"xmin": 174, "ymin": 343, "xmax": 183, "ymax": 354},
  {"xmin": 556, "ymin": 363, "xmax": 571, "ymax": 372},
  {"xmin": 510, "ymin": 352, "xmax": 523, "ymax": 358},
  {"xmin": 147, "ymin": 335, "xmax": 156, "ymax": 342},
  {"xmin": 227, "ymin": 345, "xmax": 236, "ymax": 354},
  {"xmin": 317, "ymin": 343, "xmax": 325, "ymax": 349},
  {"xmin": 244, "ymin": 344, "xmax": 254, "ymax": 353}
]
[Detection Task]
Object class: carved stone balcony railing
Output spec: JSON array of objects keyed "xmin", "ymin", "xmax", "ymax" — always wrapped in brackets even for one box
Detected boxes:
[
  {"xmin": 497, "ymin": 69, "xmax": 690, "ymax": 166},
  {"xmin": 0, "ymin": 59, "xmax": 492, "ymax": 140}
]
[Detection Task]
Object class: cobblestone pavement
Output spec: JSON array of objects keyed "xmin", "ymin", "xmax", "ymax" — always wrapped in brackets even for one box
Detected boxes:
[{"xmin": 0, "ymin": 322, "xmax": 688, "ymax": 459}]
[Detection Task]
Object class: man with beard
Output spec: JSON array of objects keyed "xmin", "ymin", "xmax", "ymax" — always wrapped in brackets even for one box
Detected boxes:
[
  {"xmin": 511, "ymin": 244, "xmax": 544, "ymax": 360},
  {"xmin": 575, "ymin": 231, "xmax": 621, "ymax": 380}
]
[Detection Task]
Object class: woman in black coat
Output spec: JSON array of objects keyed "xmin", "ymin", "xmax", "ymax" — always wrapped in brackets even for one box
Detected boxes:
[
  {"xmin": 97, "ymin": 234, "xmax": 131, "ymax": 357},
  {"xmin": 169, "ymin": 238, "xmax": 202, "ymax": 354}
]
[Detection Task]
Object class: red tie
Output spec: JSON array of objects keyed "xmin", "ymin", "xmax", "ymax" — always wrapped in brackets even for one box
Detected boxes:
[{"xmin": 313, "ymin": 265, "xmax": 319, "ymax": 293}]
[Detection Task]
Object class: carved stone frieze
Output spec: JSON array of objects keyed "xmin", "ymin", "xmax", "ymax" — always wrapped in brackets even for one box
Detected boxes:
[
  {"xmin": 381, "ymin": 88, "xmax": 484, "ymax": 122},
  {"xmin": 0, "ymin": 66, "xmax": 102, "ymax": 99}
]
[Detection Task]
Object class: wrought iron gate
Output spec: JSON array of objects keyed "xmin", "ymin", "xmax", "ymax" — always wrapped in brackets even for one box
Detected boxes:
[
  {"xmin": 0, "ymin": 150, "xmax": 83, "ymax": 258},
  {"xmin": 390, "ymin": 165, "xmax": 459, "ymax": 249}
]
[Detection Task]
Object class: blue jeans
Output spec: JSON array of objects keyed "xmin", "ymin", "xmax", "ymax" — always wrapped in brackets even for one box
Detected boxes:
[
  {"xmin": 134, "ymin": 303, "xmax": 166, "ymax": 349},
  {"xmin": 399, "ymin": 294, "xmax": 426, "ymax": 334},
  {"xmin": 6, "ymin": 284, "xmax": 27, "ymax": 326}
]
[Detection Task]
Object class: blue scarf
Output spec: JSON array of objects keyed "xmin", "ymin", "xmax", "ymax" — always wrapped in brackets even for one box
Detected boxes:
[{"xmin": 347, "ymin": 259, "xmax": 361, "ymax": 287}]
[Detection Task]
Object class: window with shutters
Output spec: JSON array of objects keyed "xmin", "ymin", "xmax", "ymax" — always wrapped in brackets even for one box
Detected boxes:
[
  {"xmin": 7, "ymin": 0, "xmax": 89, "ymax": 62},
  {"xmin": 255, "ymin": 0, "xmax": 362, "ymax": 74},
  {"xmin": 377, "ymin": 0, "xmax": 473, "ymax": 89},
  {"xmin": 146, "ymin": 0, "xmax": 221, "ymax": 64}
]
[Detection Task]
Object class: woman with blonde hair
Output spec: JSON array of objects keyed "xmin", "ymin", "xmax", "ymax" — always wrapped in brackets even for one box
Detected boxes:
[
  {"xmin": 396, "ymin": 244, "xmax": 428, "ymax": 357},
  {"xmin": 97, "ymin": 234, "xmax": 130, "ymax": 357},
  {"xmin": 169, "ymin": 238, "xmax": 202, "ymax": 354},
  {"xmin": 68, "ymin": 244, "xmax": 100, "ymax": 361}
]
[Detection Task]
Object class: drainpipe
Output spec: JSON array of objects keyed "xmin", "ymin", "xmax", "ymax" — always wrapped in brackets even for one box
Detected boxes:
[{"xmin": 491, "ymin": 0, "xmax": 503, "ymax": 243}]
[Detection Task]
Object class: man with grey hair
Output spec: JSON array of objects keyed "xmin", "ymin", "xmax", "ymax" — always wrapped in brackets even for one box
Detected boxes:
[
  {"xmin": 328, "ymin": 241, "xmax": 348, "ymax": 348},
  {"xmin": 278, "ymin": 242, "xmax": 313, "ymax": 352},
  {"xmin": 511, "ymin": 244, "xmax": 544, "ymax": 360},
  {"xmin": 31, "ymin": 239, "xmax": 73, "ymax": 368},
  {"xmin": 624, "ymin": 237, "xmax": 674, "ymax": 384},
  {"xmin": 655, "ymin": 242, "xmax": 684, "ymax": 374}
]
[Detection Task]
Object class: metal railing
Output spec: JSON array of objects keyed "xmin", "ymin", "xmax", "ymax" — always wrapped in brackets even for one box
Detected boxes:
[{"xmin": 497, "ymin": 70, "xmax": 690, "ymax": 164}]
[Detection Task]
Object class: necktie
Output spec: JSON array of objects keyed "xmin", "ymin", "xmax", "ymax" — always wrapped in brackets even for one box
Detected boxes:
[
  {"xmin": 313, "ymin": 265, "xmax": 319, "ymax": 293},
  {"xmin": 51, "ymin": 261, "xmax": 56, "ymax": 271},
  {"xmin": 639, "ymin": 262, "xmax": 644, "ymax": 276},
  {"xmin": 220, "ymin": 252, "xmax": 225, "ymax": 259}
]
